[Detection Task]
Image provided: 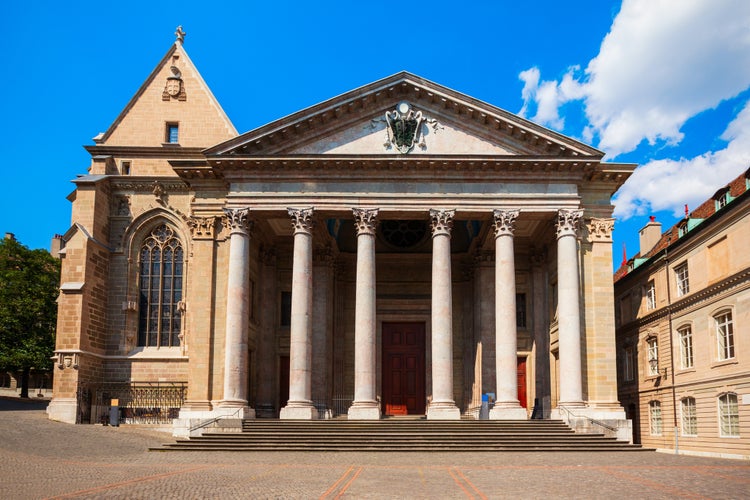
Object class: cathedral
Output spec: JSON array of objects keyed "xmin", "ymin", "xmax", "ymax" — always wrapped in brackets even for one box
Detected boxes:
[{"xmin": 48, "ymin": 29, "xmax": 634, "ymax": 439}]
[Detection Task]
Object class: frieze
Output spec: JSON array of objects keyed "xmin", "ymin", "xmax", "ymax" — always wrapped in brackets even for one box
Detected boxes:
[
  {"xmin": 430, "ymin": 209, "xmax": 455, "ymax": 237},
  {"xmin": 352, "ymin": 208, "xmax": 379, "ymax": 236},
  {"xmin": 493, "ymin": 209, "xmax": 520, "ymax": 238},
  {"xmin": 288, "ymin": 207, "xmax": 315, "ymax": 234},
  {"xmin": 111, "ymin": 180, "xmax": 190, "ymax": 192}
]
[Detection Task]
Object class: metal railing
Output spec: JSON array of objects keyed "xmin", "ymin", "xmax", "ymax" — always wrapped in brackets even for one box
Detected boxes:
[
  {"xmin": 556, "ymin": 405, "xmax": 618, "ymax": 433},
  {"xmin": 92, "ymin": 381, "xmax": 187, "ymax": 425}
]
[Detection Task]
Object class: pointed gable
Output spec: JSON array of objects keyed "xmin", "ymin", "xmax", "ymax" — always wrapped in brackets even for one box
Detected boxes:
[
  {"xmin": 98, "ymin": 36, "xmax": 237, "ymax": 148},
  {"xmin": 206, "ymin": 72, "xmax": 602, "ymax": 159}
]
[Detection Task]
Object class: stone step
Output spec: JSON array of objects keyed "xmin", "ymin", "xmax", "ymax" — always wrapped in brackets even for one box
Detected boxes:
[{"xmin": 152, "ymin": 418, "xmax": 650, "ymax": 452}]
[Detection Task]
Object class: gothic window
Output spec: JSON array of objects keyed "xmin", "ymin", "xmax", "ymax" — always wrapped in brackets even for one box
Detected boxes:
[{"xmin": 137, "ymin": 224, "xmax": 183, "ymax": 347}]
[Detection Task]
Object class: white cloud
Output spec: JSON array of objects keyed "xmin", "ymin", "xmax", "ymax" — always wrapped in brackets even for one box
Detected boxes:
[
  {"xmin": 612, "ymin": 100, "xmax": 750, "ymax": 219},
  {"xmin": 518, "ymin": 0, "xmax": 750, "ymax": 158}
]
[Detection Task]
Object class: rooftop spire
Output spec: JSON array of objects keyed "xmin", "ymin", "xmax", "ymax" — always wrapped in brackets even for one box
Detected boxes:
[{"xmin": 175, "ymin": 25, "xmax": 186, "ymax": 45}]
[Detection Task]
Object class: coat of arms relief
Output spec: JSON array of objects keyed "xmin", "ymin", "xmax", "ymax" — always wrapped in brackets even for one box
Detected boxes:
[{"xmin": 372, "ymin": 101, "xmax": 441, "ymax": 154}]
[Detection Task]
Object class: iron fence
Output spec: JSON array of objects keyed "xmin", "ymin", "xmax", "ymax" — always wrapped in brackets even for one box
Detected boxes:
[{"xmin": 92, "ymin": 381, "xmax": 187, "ymax": 425}]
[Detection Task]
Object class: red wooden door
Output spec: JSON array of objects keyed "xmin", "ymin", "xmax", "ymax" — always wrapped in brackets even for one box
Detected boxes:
[
  {"xmin": 382, "ymin": 322, "xmax": 425, "ymax": 416},
  {"xmin": 517, "ymin": 357, "xmax": 527, "ymax": 409}
]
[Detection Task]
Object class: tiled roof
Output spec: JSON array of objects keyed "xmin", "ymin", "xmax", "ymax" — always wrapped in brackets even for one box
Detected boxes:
[{"xmin": 614, "ymin": 166, "xmax": 750, "ymax": 282}]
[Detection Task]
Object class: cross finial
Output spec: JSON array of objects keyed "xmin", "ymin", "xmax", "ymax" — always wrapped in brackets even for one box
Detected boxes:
[{"xmin": 175, "ymin": 26, "xmax": 186, "ymax": 44}]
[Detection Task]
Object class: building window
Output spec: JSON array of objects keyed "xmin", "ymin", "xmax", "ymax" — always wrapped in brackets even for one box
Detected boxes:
[
  {"xmin": 675, "ymin": 262, "xmax": 689, "ymax": 297},
  {"xmin": 623, "ymin": 346, "xmax": 635, "ymax": 382},
  {"xmin": 714, "ymin": 188, "xmax": 731, "ymax": 210},
  {"xmin": 681, "ymin": 397, "xmax": 697, "ymax": 436},
  {"xmin": 645, "ymin": 281, "xmax": 656, "ymax": 310},
  {"xmin": 678, "ymin": 222, "xmax": 688, "ymax": 237},
  {"xmin": 138, "ymin": 224, "xmax": 183, "ymax": 347},
  {"xmin": 121, "ymin": 160, "xmax": 131, "ymax": 175},
  {"xmin": 715, "ymin": 311, "xmax": 735, "ymax": 361},
  {"xmin": 649, "ymin": 400, "xmax": 662, "ymax": 436},
  {"xmin": 647, "ymin": 337, "xmax": 659, "ymax": 376},
  {"xmin": 166, "ymin": 123, "xmax": 179, "ymax": 143},
  {"xmin": 678, "ymin": 325, "xmax": 693, "ymax": 369},
  {"xmin": 516, "ymin": 293, "xmax": 527, "ymax": 328},
  {"xmin": 280, "ymin": 291, "xmax": 292, "ymax": 327},
  {"xmin": 719, "ymin": 393, "xmax": 739, "ymax": 437}
]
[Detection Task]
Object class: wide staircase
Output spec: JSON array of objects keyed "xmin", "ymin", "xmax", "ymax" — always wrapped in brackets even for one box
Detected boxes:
[{"xmin": 151, "ymin": 418, "xmax": 651, "ymax": 452}]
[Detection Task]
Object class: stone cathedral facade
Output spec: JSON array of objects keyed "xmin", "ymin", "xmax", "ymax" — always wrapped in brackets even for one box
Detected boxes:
[{"xmin": 48, "ymin": 31, "xmax": 634, "ymax": 438}]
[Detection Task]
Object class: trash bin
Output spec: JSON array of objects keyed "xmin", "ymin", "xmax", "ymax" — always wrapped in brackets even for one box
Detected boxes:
[{"xmin": 480, "ymin": 394, "xmax": 489, "ymax": 420}]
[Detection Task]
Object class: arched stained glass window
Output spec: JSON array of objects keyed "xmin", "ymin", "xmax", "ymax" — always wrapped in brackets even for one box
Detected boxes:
[{"xmin": 138, "ymin": 225, "xmax": 183, "ymax": 347}]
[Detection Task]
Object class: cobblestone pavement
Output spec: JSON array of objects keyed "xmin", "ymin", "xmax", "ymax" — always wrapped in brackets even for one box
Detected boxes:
[{"xmin": 2, "ymin": 398, "xmax": 749, "ymax": 499}]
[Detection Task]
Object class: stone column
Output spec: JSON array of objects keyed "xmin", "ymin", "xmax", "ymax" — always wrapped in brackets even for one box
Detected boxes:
[
  {"xmin": 530, "ymin": 247, "xmax": 551, "ymax": 419},
  {"xmin": 348, "ymin": 208, "xmax": 380, "ymax": 419},
  {"xmin": 490, "ymin": 209, "xmax": 527, "ymax": 419},
  {"xmin": 556, "ymin": 209, "xmax": 585, "ymax": 407},
  {"xmin": 427, "ymin": 209, "xmax": 460, "ymax": 420},
  {"xmin": 280, "ymin": 207, "xmax": 318, "ymax": 419},
  {"xmin": 217, "ymin": 208, "xmax": 255, "ymax": 418}
]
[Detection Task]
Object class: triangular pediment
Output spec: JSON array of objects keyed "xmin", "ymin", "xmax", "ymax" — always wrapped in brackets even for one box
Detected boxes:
[{"xmin": 206, "ymin": 72, "xmax": 602, "ymax": 159}]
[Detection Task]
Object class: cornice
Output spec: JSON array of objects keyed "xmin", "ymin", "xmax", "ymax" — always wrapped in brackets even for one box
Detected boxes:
[
  {"xmin": 85, "ymin": 145, "xmax": 205, "ymax": 159},
  {"xmin": 110, "ymin": 177, "xmax": 190, "ymax": 192}
]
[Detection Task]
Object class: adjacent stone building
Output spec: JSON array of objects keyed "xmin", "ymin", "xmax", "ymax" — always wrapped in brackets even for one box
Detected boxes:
[
  {"xmin": 614, "ymin": 169, "xmax": 750, "ymax": 459},
  {"xmin": 48, "ymin": 30, "xmax": 634, "ymax": 438}
]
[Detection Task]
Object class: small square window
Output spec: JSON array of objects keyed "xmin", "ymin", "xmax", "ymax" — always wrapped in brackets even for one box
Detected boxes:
[
  {"xmin": 166, "ymin": 123, "xmax": 179, "ymax": 144},
  {"xmin": 121, "ymin": 161, "xmax": 131, "ymax": 176}
]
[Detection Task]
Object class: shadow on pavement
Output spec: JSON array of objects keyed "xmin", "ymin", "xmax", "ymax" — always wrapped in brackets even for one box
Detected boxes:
[{"xmin": 0, "ymin": 396, "xmax": 49, "ymax": 412}]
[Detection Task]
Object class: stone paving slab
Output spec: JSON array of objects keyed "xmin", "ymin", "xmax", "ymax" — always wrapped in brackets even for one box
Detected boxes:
[{"xmin": 1, "ymin": 399, "xmax": 749, "ymax": 499}]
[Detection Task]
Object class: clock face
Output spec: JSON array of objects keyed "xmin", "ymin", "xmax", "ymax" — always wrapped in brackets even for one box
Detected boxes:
[{"xmin": 397, "ymin": 101, "xmax": 411, "ymax": 114}]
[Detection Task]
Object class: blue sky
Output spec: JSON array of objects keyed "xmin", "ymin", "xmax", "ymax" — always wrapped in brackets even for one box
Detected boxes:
[{"xmin": 2, "ymin": 1, "xmax": 750, "ymax": 271}]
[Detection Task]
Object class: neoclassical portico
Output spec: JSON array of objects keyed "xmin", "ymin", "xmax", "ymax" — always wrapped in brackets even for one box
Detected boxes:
[{"xmin": 49, "ymin": 43, "xmax": 633, "ymax": 439}]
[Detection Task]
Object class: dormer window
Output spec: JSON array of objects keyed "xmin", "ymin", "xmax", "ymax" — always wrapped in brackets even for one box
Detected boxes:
[
  {"xmin": 166, "ymin": 122, "xmax": 179, "ymax": 144},
  {"xmin": 678, "ymin": 221, "xmax": 688, "ymax": 237},
  {"xmin": 714, "ymin": 187, "xmax": 731, "ymax": 211}
]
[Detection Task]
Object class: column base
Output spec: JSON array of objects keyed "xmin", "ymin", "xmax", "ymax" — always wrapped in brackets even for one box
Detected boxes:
[
  {"xmin": 426, "ymin": 402, "xmax": 461, "ymax": 420},
  {"xmin": 347, "ymin": 401, "xmax": 380, "ymax": 420},
  {"xmin": 47, "ymin": 398, "xmax": 78, "ymax": 424},
  {"xmin": 489, "ymin": 403, "xmax": 528, "ymax": 420},
  {"xmin": 280, "ymin": 402, "xmax": 319, "ymax": 420}
]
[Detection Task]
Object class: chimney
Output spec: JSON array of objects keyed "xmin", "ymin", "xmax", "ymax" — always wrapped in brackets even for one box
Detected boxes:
[
  {"xmin": 639, "ymin": 216, "xmax": 662, "ymax": 256},
  {"xmin": 4, "ymin": 232, "xmax": 15, "ymax": 241},
  {"xmin": 50, "ymin": 234, "xmax": 64, "ymax": 258}
]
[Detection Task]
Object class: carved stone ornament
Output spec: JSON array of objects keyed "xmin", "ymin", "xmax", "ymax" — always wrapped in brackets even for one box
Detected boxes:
[
  {"xmin": 153, "ymin": 181, "xmax": 167, "ymax": 205},
  {"xmin": 586, "ymin": 217, "xmax": 615, "ymax": 242},
  {"xmin": 288, "ymin": 207, "xmax": 315, "ymax": 234},
  {"xmin": 352, "ymin": 208, "xmax": 379, "ymax": 236},
  {"xmin": 189, "ymin": 216, "xmax": 218, "ymax": 240},
  {"xmin": 223, "ymin": 208, "xmax": 253, "ymax": 234},
  {"xmin": 56, "ymin": 352, "xmax": 79, "ymax": 370},
  {"xmin": 380, "ymin": 101, "xmax": 441, "ymax": 154},
  {"xmin": 114, "ymin": 195, "xmax": 131, "ymax": 216},
  {"xmin": 556, "ymin": 209, "xmax": 583, "ymax": 238},
  {"xmin": 430, "ymin": 209, "xmax": 455, "ymax": 237},
  {"xmin": 162, "ymin": 65, "xmax": 187, "ymax": 101},
  {"xmin": 492, "ymin": 209, "xmax": 520, "ymax": 238}
]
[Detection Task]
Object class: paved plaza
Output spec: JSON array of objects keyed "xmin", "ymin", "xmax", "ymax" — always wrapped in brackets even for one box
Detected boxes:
[{"xmin": 1, "ymin": 398, "xmax": 749, "ymax": 499}]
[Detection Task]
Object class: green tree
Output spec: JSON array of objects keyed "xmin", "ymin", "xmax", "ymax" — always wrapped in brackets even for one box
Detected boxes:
[{"xmin": 0, "ymin": 237, "xmax": 60, "ymax": 398}]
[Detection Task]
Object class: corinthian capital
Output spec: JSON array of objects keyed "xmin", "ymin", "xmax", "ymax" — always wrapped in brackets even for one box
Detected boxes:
[
  {"xmin": 586, "ymin": 217, "xmax": 615, "ymax": 242},
  {"xmin": 189, "ymin": 216, "xmax": 218, "ymax": 240},
  {"xmin": 223, "ymin": 208, "xmax": 253, "ymax": 235},
  {"xmin": 430, "ymin": 209, "xmax": 455, "ymax": 237},
  {"xmin": 288, "ymin": 207, "xmax": 314, "ymax": 234},
  {"xmin": 556, "ymin": 209, "xmax": 583, "ymax": 239},
  {"xmin": 352, "ymin": 208, "xmax": 379, "ymax": 236},
  {"xmin": 492, "ymin": 209, "xmax": 520, "ymax": 238}
]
